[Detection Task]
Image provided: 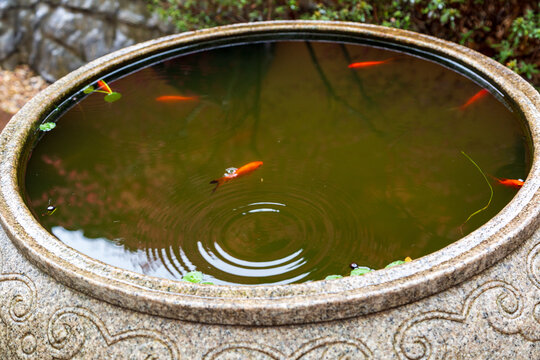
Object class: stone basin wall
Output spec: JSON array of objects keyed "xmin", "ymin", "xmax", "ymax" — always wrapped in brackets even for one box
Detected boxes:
[{"xmin": 0, "ymin": 0, "xmax": 173, "ymax": 82}]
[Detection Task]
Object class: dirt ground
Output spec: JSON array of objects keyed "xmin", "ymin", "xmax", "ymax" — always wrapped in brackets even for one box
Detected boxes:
[{"xmin": 0, "ymin": 65, "xmax": 48, "ymax": 130}]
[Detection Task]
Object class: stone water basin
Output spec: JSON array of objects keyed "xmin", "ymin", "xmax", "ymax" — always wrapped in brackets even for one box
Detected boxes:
[{"xmin": 0, "ymin": 21, "xmax": 539, "ymax": 359}]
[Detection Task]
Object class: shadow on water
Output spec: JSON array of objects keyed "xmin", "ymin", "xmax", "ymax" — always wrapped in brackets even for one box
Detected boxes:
[
  {"xmin": 155, "ymin": 42, "xmax": 275, "ymax": 165},
  {"xmin": 305, "ymin": 41, "xmax": 383, "ymax": 136}
]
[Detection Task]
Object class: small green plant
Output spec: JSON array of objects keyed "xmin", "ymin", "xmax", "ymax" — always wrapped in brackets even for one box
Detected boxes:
[
  {"xmin": 385, "ymin": 260, "xmax": 406, "ymax": 268},
  {"xmin": 326, "ymin": 256, "xmax": 411, "ymax": 280},
  {"xmin": 181, "ymin": 271, "xmax": 214, "ymax": 284},
  {"xmin": 461, "ymin": 151, "xmax": 493, "ymax": 225},
  {"xmin": 492, "ymin": 40, "xmax": 515, "ymax": 63},
  {"xmin": 83, "ymin": 80, "xmax": 122, "ymax": 103},
  {"xmin": 509, "ymin": 9, "xmax": 540, "ymax": 47},
  {"xmin": 381, "ymin": 1, "xmax": 412, "ymax": 29},
  {"xmin": 350, "ymin": 266, "xmax": 373, "ymax": 276},
  {"xmin": 490, "ymin": 9, "xmax": 539, "ymax": 82},
  {"xmin": 325, "ymin": 274, "xmax": 344, "ymax": 280},
  {"xmin": 506, "ymin": 59, "xmax": 539, "ymax": 80},
  {"xmin": 421, "ymin": 0, "xmax": 462, "ymax": 29},
  {"xmin": 39, "ymin": 122, "xmax": 56, "ymax": 132}
]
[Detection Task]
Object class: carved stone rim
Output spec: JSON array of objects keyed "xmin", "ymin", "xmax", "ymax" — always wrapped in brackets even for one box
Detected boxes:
[{"xmin": 0, "ymin": 21, "xmax": 538, "ymax": 326}]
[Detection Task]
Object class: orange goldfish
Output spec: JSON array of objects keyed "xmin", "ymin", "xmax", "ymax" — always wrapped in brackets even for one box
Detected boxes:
[
  {"xmin": 348, "ymin": 59, "xmax": 392, "ymax": 69},
  {"xmin": 210, "ymin": 161, "xmax": 263, "ymax": 192},
  {"xmin": 156, "ymin": 95, "xmax": 199, "ymax": 102},
  {"xmin": 492, "ymin": 176, "xmax": 524, "ymax": 189},
  {"xmin": 459, "ymin": 89, "xmax": 489, "ymax": 110}
]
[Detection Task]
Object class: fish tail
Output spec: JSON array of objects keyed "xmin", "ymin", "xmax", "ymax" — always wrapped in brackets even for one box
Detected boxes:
[
  {"xmin": 210, "ymin": 178, "xmax": 224, "ymax": 193},
  {"xmin": 458, "ymin": 102, "xmax": 472, "ymax": 111}
]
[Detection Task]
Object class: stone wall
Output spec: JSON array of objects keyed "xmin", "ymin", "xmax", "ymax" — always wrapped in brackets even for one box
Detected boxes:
[{"xmin": 0, "ymin": 0, "xmax": 174, "ymax": 82}]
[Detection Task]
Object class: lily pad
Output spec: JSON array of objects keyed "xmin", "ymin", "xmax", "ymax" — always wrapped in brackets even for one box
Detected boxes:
[
  {"xmin": 83, "ymin": 85, "xmax": 95, "ymax": 94},
  {"xmin": 325, "ymin": 274, "xmax": 343, "ymax": 280},
  {"xmin": 182, "ymin": 271, "xmax": 203, "ymax": 283},
  {"xmin": 39, "ymin": 122, "xmax": 56, "ymax": 132},
  {"xmin": 385, "ymin": 260, "xmax": 406, "ymax": 269},
  {"xmin": 350, "ymin": 267, "xmax": 373, "ymax": 276},
  {"xmin": 104, "ymin": 92, "xmax": 122, "ymax": 103}
]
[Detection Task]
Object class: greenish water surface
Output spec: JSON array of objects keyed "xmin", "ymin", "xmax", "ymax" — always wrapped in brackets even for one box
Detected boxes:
[{"xmin": 24, "ymin": 39, "xmax": 530, "ymax": 285}]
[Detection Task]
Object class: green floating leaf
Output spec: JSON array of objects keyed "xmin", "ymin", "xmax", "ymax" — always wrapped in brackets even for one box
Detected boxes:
[
  {"xmin": 385, "ymin": 260, "xmax": 406, "ymax": 269},
  {"xmin": 39, "ymin": 122, "xmax": 56, "ymax": 132},
  {"xmin": 325, "ymin": 275, "xmax": 343, "ymax": 280},
  {"xmin": 83, "ymin": 85, "xmax": 95, "ymax": 94},
  {"xmin": 350, "ymin": 267, "xmax": 373, "ymax": 276},
  {"xmin": 104, "ymin": 92, "xmax": 122, "ymax": 103},
  {"xmin": 182, "ymin": 271, "xmax": 203, "ymax": 283}
]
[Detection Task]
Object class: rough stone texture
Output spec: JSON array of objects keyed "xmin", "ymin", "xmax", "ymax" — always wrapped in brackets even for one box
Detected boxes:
[
  {"xmin": 0, "ymin": 22, "xmax": 539, "ymax": 358},
  {"xmin": 0, "ymin": 0, "xmax": 174, "ymax": 82},
  {"xmin": 0, "ymin": 209, "xmax": 539, "ymax": 359}
]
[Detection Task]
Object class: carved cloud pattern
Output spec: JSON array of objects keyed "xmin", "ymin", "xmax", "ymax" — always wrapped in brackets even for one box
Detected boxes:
[
  {"xmin": 0, "ymin": 246, "xmax": 180, "ymax": 359},
  {"xmin": 2, "ymin": 229, "xmax": 540, "ymax": 358},
  {"xmin": 394, "ymin": 238, "xmax": 540, "ymax": 360},
  {"xmin": 203, "ymin": 336, "xmax": 372, "ymax": 359}
]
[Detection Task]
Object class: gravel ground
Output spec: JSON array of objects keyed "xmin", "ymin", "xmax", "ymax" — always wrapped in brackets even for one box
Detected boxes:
[{"xmin": 0, "ymin": 65, "xmax": 49, "ymax": 130}]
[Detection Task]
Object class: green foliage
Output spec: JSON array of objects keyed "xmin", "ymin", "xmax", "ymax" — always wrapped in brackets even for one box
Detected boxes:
[
  {"xmin": 489, "ymin": 9, "xmax": 540, "ymax": 80},
  {"xmin": 492, "ymin": 40, "xmax": 515, "ymax": 63},
  {"xmin": 510, "ymin": 9, "xmax": 539, "ymax": 47},
  {"xmin": 381, "ymin": 1, "xmax": 412, "ymax": 29},
  {"xmin": 39, "ymin": 122, "xmax": 56, "ymax": 131},
  {"xmin": 421, "ymin": 0, "xmax": 462, "ymax": 29},
  {"xmin": 302, "ymin": 1, "xmax": 373, "ymax": 22},
  {"xmin": 147, "ymin": 1, "xmax": 538, "ymax": 89},
  {"xmin": 506, "ymin": 60, "xmax": 539, "ymax": 80}
]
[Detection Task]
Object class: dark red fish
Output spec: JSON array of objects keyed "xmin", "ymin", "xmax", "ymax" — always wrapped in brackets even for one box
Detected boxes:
[
  {"xmin": 348, "ymin": 59, "xmax": 392, "ymax": 69},
  {"xmin": 459, "ymin": 89, "xmax": 489, "ymax": 110},
  {"xmin": 156, "ymin": 95, "xmax": 199, "ymax": 102}
]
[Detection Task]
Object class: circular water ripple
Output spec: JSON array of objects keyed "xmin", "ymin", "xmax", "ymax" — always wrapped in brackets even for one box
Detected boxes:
[{"xmin": 164, "ymin": 183, "xmax": 360, "ymax": 285}]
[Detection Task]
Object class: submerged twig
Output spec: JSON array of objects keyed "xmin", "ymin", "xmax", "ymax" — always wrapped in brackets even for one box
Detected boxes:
[
  {"xmin": 249, "ymin": 48, "xmax": 262, "ymax": 156},
  {"xmin": 461, "ymin": 151, "xmax": 493, "ymax": 224},
  {"xmin": 304, "ymin": 42, "xmax": 382, "ymax": 136}
]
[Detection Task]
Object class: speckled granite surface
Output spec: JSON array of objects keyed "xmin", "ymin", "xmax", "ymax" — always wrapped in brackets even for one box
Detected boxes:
[
  {"xmin": 0, "ymin": 218, "xmax": 539, "ymax": 359},
  {"xmin": 0, "ymin": 22, "xmax": 538, "ymax": 359}
]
